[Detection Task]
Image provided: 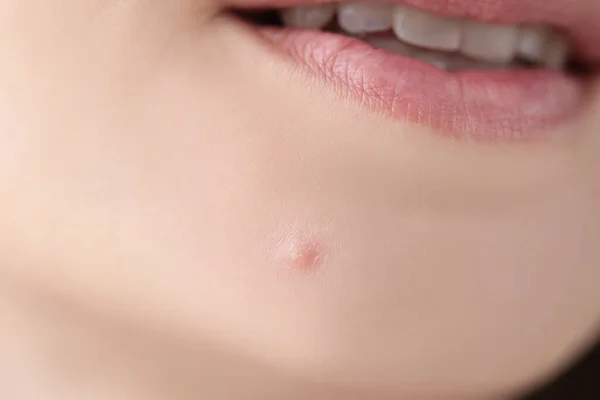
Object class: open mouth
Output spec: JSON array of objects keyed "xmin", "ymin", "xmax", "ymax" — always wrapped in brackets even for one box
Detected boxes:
[{"xmin": 223, "ymin": 0, "xmax": 599, "ymax": 140}]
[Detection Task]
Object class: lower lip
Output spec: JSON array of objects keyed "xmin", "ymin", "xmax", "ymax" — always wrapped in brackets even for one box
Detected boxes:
[{"xmin": 239, "ymin": 19, "xmax": 584, "ymax": 141}]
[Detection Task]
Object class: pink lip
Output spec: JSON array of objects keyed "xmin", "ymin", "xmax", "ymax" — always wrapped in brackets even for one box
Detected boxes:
[
  {"xmin": 227, "ymin": 0, "xmax": 600, "ymax": 140},
  {"xmin": 252, "ymin": 26, "xmax": 583, "ymax": 140}
]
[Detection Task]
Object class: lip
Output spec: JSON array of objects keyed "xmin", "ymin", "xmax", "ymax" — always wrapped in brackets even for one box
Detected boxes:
[{"xmin": 224, "ymin": 0, "xmax": 600, "ymax": 140}]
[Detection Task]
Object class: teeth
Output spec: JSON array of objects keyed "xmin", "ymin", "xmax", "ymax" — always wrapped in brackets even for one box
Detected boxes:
[
  {"xmin": 412, "ymin": 51, "xmax": 455, "ymax": 70},
  {"xmin": 279, "ymin": 4, "xmax": 336, "ymax": 29},
  {"xmin": 338, "ymin": 3, "xmax": 393, "ymax": 35},
  {"xmin": 542, "ymin": 33, "xmax": 570, "ymax": 70},
  {"xmin": 443, "ymin": 56, "xmax": 514, "ymax": 71},
  {"xmin": 278, "ymin": 3, "xmax": 572, "ymax": 71},
  {"xmin": 365, "ymin": 37, "xmax": 415, "ymax": 57},
  {"xmin": 461, "ymin": 21, "xmax": 519, "ymax": 63},
  {"xmin": 392, "ymin": 5, "xmax": 462, "ymax": 52},
  {"xmin": 367, "ymin": 37, "xmax": 455, "ymax": 70},
  {"xmin": 517, "ymin": 25, "xmax": 551, "ymax": 62},
  {"xmin": 414, "ymin": 51, "xmax": 513, "ymax": 71},
  {"xmin": 366, "ymin": 39, "xmax": 512, "ymax": 71}
]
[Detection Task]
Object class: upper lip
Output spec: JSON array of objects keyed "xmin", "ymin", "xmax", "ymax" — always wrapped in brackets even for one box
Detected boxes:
[{"xmin": 227, "ymin": 0, "xmax": 600, "ymax": 64}]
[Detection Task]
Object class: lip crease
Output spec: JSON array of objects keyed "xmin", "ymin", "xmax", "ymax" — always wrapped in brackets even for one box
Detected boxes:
[{"xmin": 224, "ymin": 0, "xmax": 600, "ymax": 140}]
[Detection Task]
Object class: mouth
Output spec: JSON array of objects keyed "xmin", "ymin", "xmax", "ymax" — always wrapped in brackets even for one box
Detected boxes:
[{"xmin": 223, "ymin": 0, "xmax": 600, "ymax": 140}]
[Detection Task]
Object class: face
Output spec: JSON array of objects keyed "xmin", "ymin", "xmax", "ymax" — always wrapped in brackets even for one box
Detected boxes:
[{"xmin": 1, "ymin": 0, "xmax": 599, "ymax": 398}]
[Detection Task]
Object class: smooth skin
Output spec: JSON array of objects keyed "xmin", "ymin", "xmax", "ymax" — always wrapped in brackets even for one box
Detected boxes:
[{"xmin": 0, "ymin": 1, "xmax": 599, "ymax": 399}]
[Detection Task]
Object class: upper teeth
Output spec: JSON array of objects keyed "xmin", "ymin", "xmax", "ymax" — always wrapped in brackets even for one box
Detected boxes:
[
  {"xmin": 279, "ymin": 2, "xmax": 571, "ymax": 70},
  {"xmin": 392, "ymin": 6, "xmax": 462, "ymax": 52},
  {"xmin": 337, "ymin": 3, "xmax": 392, "ymax": 35},
  {"xmin": 280, "ymin": 3, "xmax": 338, "ymax": 30}
]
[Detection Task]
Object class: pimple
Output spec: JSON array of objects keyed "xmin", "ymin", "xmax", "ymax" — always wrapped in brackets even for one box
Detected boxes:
[{"xmin": 279, "ymin": 235, "xmax": 326, "ymax": 272}]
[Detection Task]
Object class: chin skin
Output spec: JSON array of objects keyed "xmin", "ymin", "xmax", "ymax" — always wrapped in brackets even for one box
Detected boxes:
[{"xmin": 0, "ymin": 2, "xmax": 599, "ymax": 400}]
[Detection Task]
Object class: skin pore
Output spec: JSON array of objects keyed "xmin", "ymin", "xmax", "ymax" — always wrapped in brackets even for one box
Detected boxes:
[{"xmin": 0, "ymin": 0, "xmax": 599, "ymax": 399}]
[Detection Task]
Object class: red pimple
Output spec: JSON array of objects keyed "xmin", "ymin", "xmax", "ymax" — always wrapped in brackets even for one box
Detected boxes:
[{"xmin": 281, "ymin": 236, "xmax": 325, "ymax": 272}]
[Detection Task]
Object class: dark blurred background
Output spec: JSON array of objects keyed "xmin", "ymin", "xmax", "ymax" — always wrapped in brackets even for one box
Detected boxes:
[{"xmin": 523, "ymin": 340, "xmax": 599, "ymax": 399}]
